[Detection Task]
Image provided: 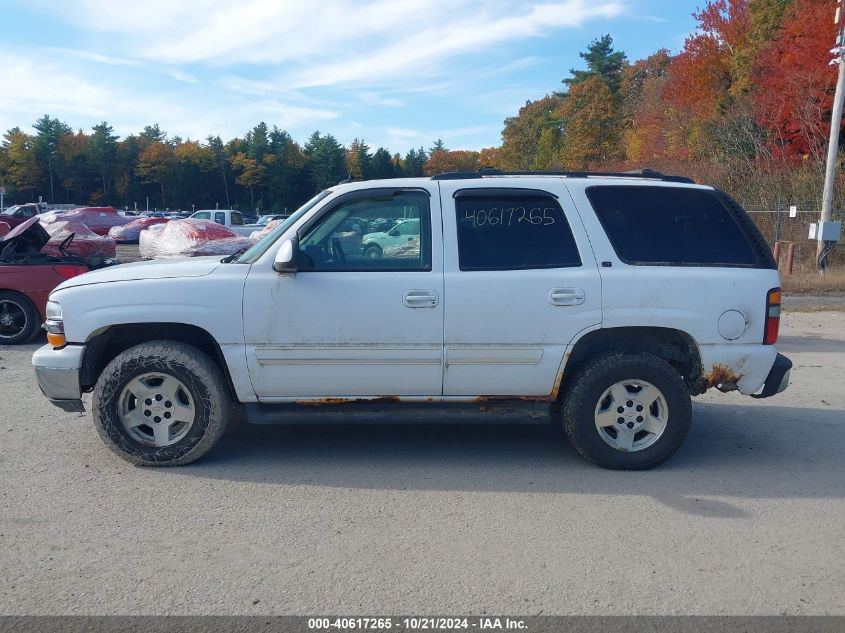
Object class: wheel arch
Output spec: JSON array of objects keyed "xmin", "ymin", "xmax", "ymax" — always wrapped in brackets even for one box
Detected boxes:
[
  {"xmin": 562, "ymin": 326, "xmax": 704, "ymax": 397},
  {"xmin": 80, "ymin": 322, "xmax": 238, "ymax": 401}
]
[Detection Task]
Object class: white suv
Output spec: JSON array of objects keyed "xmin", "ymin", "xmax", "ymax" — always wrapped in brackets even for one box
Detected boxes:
[
  {"xmin": 362, "ymin": 218, "xmax": 420, "ymax": 258},
  {"xmin": 32, "ymin": 170, "xmax": 791, "ymax": 469}
]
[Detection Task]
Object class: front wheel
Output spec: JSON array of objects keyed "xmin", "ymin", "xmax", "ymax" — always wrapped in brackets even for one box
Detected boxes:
[
  {"xmin": 92, "ymin": 341, "xmax": 230, "ymax": 466},
  {"xmin": 364, "ymin": 244, "xmax": 383, "ymax": 258},
  {"xmin": 561, "ymin": 352, "xmax": 691, "ymax": 470}
]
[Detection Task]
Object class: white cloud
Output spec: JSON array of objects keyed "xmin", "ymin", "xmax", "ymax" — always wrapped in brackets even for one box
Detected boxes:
[
  {"xmin": 49, "ymin": 48, "xmax": 143, "ymax": 67},
  {"xmin": 165, "ymin": 69, "xmax": 199, "ymax": 84},
  {"xmin": 0, "ymin": 52, "xmax": 338, "ymax": 141},
  {"xmin": 43, "ymin": 1, "xmax": 623, "ymax": 86}
]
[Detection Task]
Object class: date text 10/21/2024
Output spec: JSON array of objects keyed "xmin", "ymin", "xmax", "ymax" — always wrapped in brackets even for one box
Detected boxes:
[{"xmin": 307, "ymin": 617, "xmax": 528, "ymax": 630}]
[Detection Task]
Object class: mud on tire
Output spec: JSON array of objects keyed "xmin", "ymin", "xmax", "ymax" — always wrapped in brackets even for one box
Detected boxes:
[
  {"xmin": 92, "ymin": 341, "xmax": 230, "ymax": 466},
  {"xmin": 561, "ymin": 352, "xmax": 692, "ymax": 470}
]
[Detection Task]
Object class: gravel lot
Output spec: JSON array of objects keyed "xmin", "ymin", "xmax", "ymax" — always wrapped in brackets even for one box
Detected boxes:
[{"xmin": 1, "ymin": 310, "xmax": 843, "ymax": 616}]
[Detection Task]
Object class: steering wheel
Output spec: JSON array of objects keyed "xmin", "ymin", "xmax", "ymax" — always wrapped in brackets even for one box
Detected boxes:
[{"xmin": 329, "ymin": 236, "xmax": 347, "ymax": 263}]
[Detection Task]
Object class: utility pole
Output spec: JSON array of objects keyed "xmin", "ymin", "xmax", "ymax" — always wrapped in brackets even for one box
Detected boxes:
[{"xmin": 819, "ymin": 0, "xmax": 845, "ymax": 271}]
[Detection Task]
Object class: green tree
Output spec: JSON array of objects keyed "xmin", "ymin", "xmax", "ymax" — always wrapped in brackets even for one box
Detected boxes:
[
  {"xmin": 429, "ymin": 138, "xmax": 447, "ymax": 153},
  {"xmin": 207, "ymin": 135, "xmax": 231, "ymax": 208},
  {"xmin": 88, "ymin": 122, "xmax": 118, "ymax": 200},
  {"xmin": 304, "ymin": 132, "xmax": 346, "ymax": 191},
  {"xmin": 403, "ymin": 147, "xmax": 428, "ymax": 176},
  {"xmin": 563, "ymin": 34, "xmax": 628, "ymax": 95},
  {"xmin": 370, "ymin": 148, "xmax": 395, "ymax": 179},
  {"xmin": 32, "ymin": 115, "xmax": 72, "ymax": 202}
]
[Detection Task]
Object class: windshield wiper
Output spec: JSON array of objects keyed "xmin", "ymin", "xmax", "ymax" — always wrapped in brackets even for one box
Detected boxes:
[{"xmin": 221, "ymin": 248, "xmax": 249, "ymax": 263}]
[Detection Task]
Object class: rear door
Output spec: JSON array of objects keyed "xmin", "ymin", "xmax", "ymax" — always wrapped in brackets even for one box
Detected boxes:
[{"xmin": 439, "ymin": 179, "xmax": 602, "ymax": 396}]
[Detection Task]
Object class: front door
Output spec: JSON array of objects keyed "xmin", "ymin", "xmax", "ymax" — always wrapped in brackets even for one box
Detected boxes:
[{"xmin": 242, "ymin": 186, "xmax": 444, "ymax": 400}]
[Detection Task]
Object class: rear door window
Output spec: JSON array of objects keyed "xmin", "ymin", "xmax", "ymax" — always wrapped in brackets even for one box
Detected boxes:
[
  {"xmin": 454, "ymin": 189, "xmax": 581, "ymax": 271},
  {"xmin": 586, "ymin": 185, "xmax": 759, "ymax": 267}
]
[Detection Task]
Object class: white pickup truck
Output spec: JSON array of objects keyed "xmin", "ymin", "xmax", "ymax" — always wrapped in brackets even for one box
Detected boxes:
[
  {"xmin": 33, "ymin": 170, "xmax": 791, "ymax": 469},
  {"xmin": 187, "ymin": 209, "xmax": 255, "ymax": 237}
]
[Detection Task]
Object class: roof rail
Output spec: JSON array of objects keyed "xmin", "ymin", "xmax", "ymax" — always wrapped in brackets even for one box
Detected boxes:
[{"xmin": 431, "ymin": 167, "xmax": 695, "ymax": 184}]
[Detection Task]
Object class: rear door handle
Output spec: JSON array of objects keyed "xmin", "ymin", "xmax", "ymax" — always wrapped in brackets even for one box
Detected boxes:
[
  {"xmin": 403, "ymin": 289, "xmax": 439, "ymax": 308},
  {"xmin": 549, "ymin": 287, "xmax": 585, "ymax": 306}
]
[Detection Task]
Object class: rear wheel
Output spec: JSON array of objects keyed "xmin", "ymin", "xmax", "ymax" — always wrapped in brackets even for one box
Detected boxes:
[
  {"xmin": 0, "ymin": 291, "xmax": 39, "ymax": 345},
  {"xmin": 92, "ymin": 341, "xmax": 230, "ymax": 466},
  {"xmin": 561, "ymin": 352, "xmax": 691, "ymax": 469}
]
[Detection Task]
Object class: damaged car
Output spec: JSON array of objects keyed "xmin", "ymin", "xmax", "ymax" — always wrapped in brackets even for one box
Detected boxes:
[{"xmin": 0, "ymin": 217, "xmax": 114, "ymax": 344}]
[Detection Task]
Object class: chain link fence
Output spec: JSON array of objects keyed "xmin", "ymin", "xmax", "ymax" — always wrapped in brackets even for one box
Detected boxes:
[{"xmin": 741, "ymin": 200, "xmax": 844, "ymax": 273}]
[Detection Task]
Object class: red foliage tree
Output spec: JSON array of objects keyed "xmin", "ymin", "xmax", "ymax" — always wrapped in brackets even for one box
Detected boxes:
[{"xmin": 755, "ymin": 0, "xmax": 841, "ymax": 159}]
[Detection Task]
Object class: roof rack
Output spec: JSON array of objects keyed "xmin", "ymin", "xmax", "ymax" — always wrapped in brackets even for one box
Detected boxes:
[{"xmin": 431, "ymin": 167, "xmax": 695, "ymax": 184}]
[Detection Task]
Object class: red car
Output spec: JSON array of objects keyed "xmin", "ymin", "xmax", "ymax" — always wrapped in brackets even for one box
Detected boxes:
[
  {"xmin": 41, "ymin": 206, "xmax": 131, "ymax": 236},
  {"xmin": 0, "ymin": 217, "xmax": 89, "ymax": 344},
  {"xmin": 0, "ymin": 203, "xmax": 44, "ymax": 229}
]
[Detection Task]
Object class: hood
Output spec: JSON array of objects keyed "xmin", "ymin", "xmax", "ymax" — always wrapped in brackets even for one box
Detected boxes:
[
  {"xmin": 55, "ymin": 256, "xmax": 223, "ymax": 290},
  {"xmin": 0, "ymin": 216, "xmax": 49, "ymax": 259},
  {"xmin": 363, "ymin": 231, "xmax": 388, "ymax": 241}
]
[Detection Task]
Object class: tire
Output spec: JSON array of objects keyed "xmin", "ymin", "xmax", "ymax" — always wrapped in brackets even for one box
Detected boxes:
[
  {"xmin": 92, "ymin": 341, "xmax": 230, "ymax": 466},
  {"xmin": 0, "ymin": 291, "xmax": 39, "ymax": 345},
  {"xmin": 364, "ymin": 244, "xmax": 383, "ymax": 258},
  {"xmin": 561, "ymin": 352, "xmax": 691, "ymax": 470}
]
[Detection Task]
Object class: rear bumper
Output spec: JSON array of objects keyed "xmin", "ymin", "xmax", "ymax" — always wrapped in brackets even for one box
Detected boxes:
[
  {"xmin": 32, "ymin": 343, "xmax": 86, "ymax": 412},
  {"xmin": 753, "ymin": 353, "xmax": 792, "ymax": 399}
]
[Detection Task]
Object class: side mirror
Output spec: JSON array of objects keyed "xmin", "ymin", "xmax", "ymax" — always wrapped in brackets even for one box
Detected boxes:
[{"xmin": 273, "ymin": 237, "xmax": 299, "ymax": 273}]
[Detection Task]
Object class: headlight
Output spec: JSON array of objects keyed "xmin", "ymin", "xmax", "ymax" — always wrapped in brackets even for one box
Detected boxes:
[
  {"xmin": 45, "ymin": 301, "xmax": 65, "ymax": 347},
  {"xmin": 46, "ymin": 301, "xmax": 62, "ymax": 320}
]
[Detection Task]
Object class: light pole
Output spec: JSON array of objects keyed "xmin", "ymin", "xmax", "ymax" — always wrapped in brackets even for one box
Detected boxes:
[{"xmin": 819, "ymin": 0, "xmax": 845, "ymax": 272}]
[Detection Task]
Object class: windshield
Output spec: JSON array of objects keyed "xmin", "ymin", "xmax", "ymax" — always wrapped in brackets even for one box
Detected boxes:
[
  {"xmin": 1, "ymin": 205, "xmax": 21, "ymax": 216},
  {"xmin": 236, "ymin": 190, "xmax": 333, "ymax": 263}
]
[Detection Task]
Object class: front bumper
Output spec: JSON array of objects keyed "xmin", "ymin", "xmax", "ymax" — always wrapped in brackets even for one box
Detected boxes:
[
  {"xmin": 753, "ymin": 353, "xmax": 792, "ymax": 399},
  {"xmin": 32, "ymin": 343, "xmax": 86, "ymax": 412}
]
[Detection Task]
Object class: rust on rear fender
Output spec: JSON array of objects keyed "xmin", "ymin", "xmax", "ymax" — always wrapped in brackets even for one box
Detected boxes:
[{"xmin": 706, "ymin": 364, "xmax": 743, "ymax": 389}]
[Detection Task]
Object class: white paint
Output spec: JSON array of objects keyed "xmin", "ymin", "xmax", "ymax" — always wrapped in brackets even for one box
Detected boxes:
[{"xmin": 38, "ymin": 174, "xmax": 785, "ymax": 405}]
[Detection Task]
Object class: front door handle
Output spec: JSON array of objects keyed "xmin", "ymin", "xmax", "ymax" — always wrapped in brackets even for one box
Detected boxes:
[
  {"xmin": 403, "ymin": 289, "xmax": 439, "ymax": 308},
  {"xmin": 549, "ymin": 287, "xmax": 585, "ymax": 306}
]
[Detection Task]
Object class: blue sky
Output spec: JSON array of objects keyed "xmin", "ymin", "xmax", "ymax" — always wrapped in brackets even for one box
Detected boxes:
[{"xmin": 0, "ymin": 0, "xmax": 699, "ymax": 153}]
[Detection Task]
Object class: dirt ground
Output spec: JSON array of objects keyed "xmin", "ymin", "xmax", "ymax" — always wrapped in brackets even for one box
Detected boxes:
[{"xmin": 0, "ymin": 311, "xmax": 843, "ymax": 615}]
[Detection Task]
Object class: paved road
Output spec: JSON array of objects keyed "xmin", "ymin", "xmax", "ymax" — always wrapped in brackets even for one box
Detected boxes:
[{"xmin": 1, "ymin": 311, "xmax": 843, "ymax": 615}]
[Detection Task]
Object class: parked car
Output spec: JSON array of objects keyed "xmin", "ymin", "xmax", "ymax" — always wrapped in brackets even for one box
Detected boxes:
[
  {"xmin": 362, "ymin": 217, "xmax": 420, "ymax": 258},
  {"xmin": 138, "ymin": 218, "xmax": 256, "ymax": 259},
  {"xmin": 0, "ymin": 203, "xmax": 47, "ymax": 230},
  {"xmin": 40, "ymin": 207, "xmax": 131, "ymax": 236},
  {"xmin": 33, "ymin": 170, "xmax": 791, "ymax": 469},
  {"xmin": 108, "ymin": 217, "xmax": 170, "ymax": 243},
  {"xmin": 250, "ymin": 214, "xmax": 289, "ymax": 228},
  {"xmin": 0, "ymin": 217, "xmax": 89, "ymax": 344},
  {"xmin": 188, "ymin": 209, "xmax": 255, "ymax": 236}
]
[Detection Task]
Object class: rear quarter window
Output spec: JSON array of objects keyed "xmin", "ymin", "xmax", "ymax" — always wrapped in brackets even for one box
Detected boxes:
[{"xmin": 586, "ymin": 185, "xmax": 765, "ymax": 267}]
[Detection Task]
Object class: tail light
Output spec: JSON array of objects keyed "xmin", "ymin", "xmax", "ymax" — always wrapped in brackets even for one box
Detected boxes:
[
  {"xmin": 53, "ymin": 265, "xmax": 86, "ymax": 279},
  {"xmin": 764, "ymin": 288, "xmax": 781, "ymax": 345}
]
